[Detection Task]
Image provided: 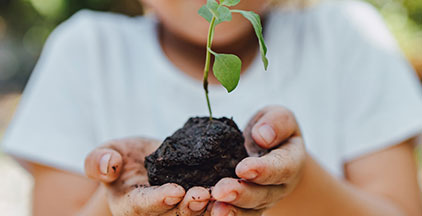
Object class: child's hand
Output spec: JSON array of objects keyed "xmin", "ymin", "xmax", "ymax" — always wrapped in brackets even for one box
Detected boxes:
[
  {"xmin": 210, "ymin": 106, "xmax": 307, "ymax": 215},
  {"xmin": 84, "ymin": 138, "xmax": 211, "ymax": 216}
]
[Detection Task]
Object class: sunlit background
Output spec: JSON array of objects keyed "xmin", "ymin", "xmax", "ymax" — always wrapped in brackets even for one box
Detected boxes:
[{"xmin": 0, "ymin": 0, "xmax": 421, "ymax": 215}]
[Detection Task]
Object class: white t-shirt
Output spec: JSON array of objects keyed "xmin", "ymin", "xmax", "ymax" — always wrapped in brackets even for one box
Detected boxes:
[{"xmin": 2, "ymin": 0, "xmax": 422, "ymax": 177}]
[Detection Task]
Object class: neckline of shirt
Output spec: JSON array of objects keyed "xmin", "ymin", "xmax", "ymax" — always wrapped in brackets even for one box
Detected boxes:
[{"xmin": 144, "ymin": 14, "xmax": 264, "ymax": 97}]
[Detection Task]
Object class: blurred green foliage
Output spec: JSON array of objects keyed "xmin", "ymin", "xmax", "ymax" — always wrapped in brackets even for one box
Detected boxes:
[
  {"xmin": 0, "ymin": 0, "xmax": 142, "ymax": 92},
  {"xmin": 0, "ymin": 0, "xmax": 421, "ymax": 92},
  {"xmin": 367, "ymin": 0, "xmax": 422, "ymax": 63}
]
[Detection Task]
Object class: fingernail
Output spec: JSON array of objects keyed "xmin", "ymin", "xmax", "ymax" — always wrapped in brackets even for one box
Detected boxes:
[
  {"xmin": 164, "ymin": 197, "xmax": 182, "ymax": 205},
  {"xmin": 99, "ymin": 153, "xmax": 111, "ymax": 175},
  {"xmin": 258, "ymin": 124, "xmax": 276, "ymax": 145},
  {"xmin": 220, "ymin": 192, "xmax": 237, "ymax": 202},
  {"xmin": 243, "ymin": 171, "xmax": 258, "ymax": 180},
  {"xmin": 189, "ymin": 201, "xmax": 208, "ymax": 211},
  {"xmin": 228, "ymin": 210, "xmax": 235, "ymax": 216}
]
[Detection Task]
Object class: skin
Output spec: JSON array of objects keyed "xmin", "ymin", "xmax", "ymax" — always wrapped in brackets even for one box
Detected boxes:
[{"xmin": 22, "ymin": 0, "xmax": 422, "ymax": 216}]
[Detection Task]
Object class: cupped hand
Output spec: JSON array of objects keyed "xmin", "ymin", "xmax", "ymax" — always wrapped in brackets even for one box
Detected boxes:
[
  {"xmin": 210, "ymin": 106, "xmax": 307, "ymax": 216},
  {"xmin": 84, "ymin": 138, "xmax": 211, "ymax": 216}
]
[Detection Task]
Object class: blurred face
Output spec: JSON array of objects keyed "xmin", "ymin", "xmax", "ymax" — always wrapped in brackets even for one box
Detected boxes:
[{"xmin": 141, "ymin": 0, "xmax": 271, "ymax": 47}]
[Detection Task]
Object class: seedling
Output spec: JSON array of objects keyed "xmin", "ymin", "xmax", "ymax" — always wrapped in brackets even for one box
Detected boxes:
[
  {"xmin": 145, "ymin": 0, "xmax": 269, "ymax": 189},
  {"xmin": 199, "ymin": 0, "xmax": 269, "ymax": 119}
]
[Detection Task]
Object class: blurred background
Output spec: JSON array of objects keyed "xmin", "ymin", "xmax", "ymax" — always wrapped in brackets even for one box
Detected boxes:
[
  {"xmin": 0, "ymin": 0, "xmax": 143, "ymax": 214},
  {"xmin": 0, "ymin": 0, "xmax": 421, "ymax": 215}
]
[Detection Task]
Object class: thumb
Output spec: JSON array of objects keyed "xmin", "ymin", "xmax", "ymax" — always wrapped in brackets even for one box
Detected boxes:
[
  {"xmin": 245, "ymin": 106, "xmax": 299, "ymax": 150},
  {"xmin": 84, "ymin": 147, "xmax": 123, "ymax": 183},
  {"xmin": 251, "ymin": 106, "xmax": 298, "ymax": 149}
]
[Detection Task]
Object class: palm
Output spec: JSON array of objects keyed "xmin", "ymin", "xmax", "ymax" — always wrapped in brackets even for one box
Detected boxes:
[
  {"xmin": 87, "ymin": 138, "xmax": 211, "ymax": 216},
  {"xmin": 105, "ymin": 138, "xmax": 159, "ymax": 196}
]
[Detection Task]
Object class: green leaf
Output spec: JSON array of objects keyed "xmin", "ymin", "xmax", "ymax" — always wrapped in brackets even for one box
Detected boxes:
[
  {"xmin": 234, "ymin": 10, "xmax": 269, "ymax": 70},
  {"xmin": 212, "ymin": 53, "xmax": 241, "ymax": 93},
  {"xmin": 220, "ymin": 0, "xmax": 241, "ymax": 7},
  {"xmin": 198, "ymin": 0, "xmax": 232, "ymax": 24},
  {"xmin": 206, "ymin": 0, "xmax": 219, "ymax": 13},
  {"xmin": 198, "ymin": 5, "xmax": 213, "ymax": 22},
  {"xmin": 214, "ymin": 6, "xmax": 232, "ymax": 23}
]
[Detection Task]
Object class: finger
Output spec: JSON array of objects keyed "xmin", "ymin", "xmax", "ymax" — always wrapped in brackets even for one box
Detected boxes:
[
  {"xmin": 236, "ymin": 136, "xmax": 306, "ymax": 185},
  {"xmin": 250, "ymin": 106, "xmax": 299, "ymax": 149},
  {"xmin": 211, "ymin": 202, "xmax": 263, "ymax": 216},
  {"xmin": 178, "ymin": 187, "xmax": 211, "ymax": 216},
  {"xmin": 204, "ymin": 202, "xmax": 214, "ymax": 216},
  {"xmin": 109, "ymin": 183, "xmax": 185, "ymax": 215},
  {"xmin": 84, "ymin": 148, "xmax": 123, "ymax": 183},
  {"xmin": 212, "ymin": 178, "xmax": 286, "ymax": 209}
]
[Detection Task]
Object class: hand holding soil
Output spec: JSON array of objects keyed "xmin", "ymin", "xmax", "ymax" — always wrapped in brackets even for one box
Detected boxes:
[
  {"xmin": 83, "ymin": 105, "xmax": 306, "ymax": 216},
  {"xmin": 84, "ymin": 138, "xmax": 212, "ymax": 216},
  {"xmin": 209, "ymin": 106, "xmax": 306, "ymax": 215}
]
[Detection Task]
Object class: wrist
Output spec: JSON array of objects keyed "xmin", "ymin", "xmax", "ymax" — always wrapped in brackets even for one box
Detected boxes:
[
  {"xmin": 264, "ymin": 154, "xmax": 335, "ymax": 215},
  {"xmin": 76, "ymin": 185, "xmax": 112, "ymax": 216}
]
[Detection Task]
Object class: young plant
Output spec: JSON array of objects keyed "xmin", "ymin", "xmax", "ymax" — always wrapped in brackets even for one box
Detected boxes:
[
  {"xmin": 145, "ymin": 1, "xmax": 267, "ymax": 188},
  {"xmin": 198, "ymin": 0, "xmax": 269, "ymax": 119}
]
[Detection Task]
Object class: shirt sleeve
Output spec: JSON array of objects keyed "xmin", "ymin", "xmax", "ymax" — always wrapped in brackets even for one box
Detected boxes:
[
  {"xmin": 335, "ymin": 1, "xmax": 422, "ymax": 161},
  {"xmin": 1, "ymin": 10, "xmax": 99, "ymax": 174}
]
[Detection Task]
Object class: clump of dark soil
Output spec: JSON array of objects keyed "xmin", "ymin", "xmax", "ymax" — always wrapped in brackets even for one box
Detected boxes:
[{"xmin": 145, "ymin": 117, "xmax": 248, "ymax": 189}]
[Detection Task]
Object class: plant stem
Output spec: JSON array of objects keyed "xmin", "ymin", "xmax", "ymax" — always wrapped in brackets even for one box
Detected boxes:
[{"xmin": 203, "ymin": 16, "xmax": 217, "ymax": 120}]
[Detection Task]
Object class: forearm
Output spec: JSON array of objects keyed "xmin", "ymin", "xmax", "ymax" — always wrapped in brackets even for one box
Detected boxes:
[
  {"xmin": 265, "ymin": 155, "xmax": 406, "ymax": 216},
  {"xmin": 76, "ymin": 185, "xmax": 112, "ymax": 216}
]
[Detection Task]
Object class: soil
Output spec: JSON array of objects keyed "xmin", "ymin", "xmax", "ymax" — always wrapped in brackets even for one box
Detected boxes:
[{"xmin": 145, "ymin": 117, "xmax": 248, "ymax": 189}]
